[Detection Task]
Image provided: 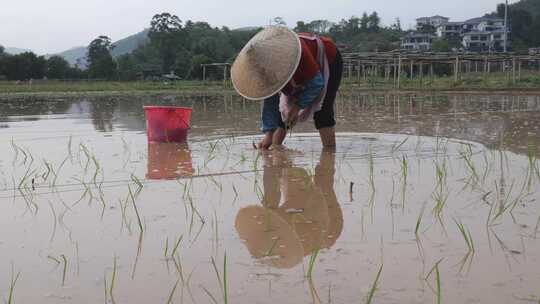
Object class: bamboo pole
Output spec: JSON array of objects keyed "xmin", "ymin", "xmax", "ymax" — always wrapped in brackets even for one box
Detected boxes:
[
  {"xmin": 517, "ymin": 60, "xmax": 521, "ymax": 82},
  {"xmin": 202, "ymin": 66, "xmax": 206, "ymax": 82},
  {"xmin": 397, "ymin": 55, "xmax": 402, "ymax": 89},
  {"xmin": 512, "ymin": 58, "xmax": 516, "ymax": 84},
  {"xmin": 454, "ymin": 56, "xmax": 459, "ymax": 83},
  {"xmin": 393, "ymin": 57, "xmax": 397, "ymax": 88},
  {"xmin": 223, "ymin": 65, "xmax": 228, "ymax": 86}
]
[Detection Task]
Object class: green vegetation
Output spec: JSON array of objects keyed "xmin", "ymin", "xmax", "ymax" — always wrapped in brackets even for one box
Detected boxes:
[
  {"xmin": 365, "ymin": 263, "xmax": 383, "ymax": 304},
  {"xmin": 495, "ymin": 0, "xmax": 540, "ymax": 51}
]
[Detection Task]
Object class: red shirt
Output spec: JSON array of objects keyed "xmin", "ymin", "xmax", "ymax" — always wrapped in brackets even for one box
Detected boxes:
[{"xmin": 282, "ymin": 33, "xmax": 337, "ymax": 96}]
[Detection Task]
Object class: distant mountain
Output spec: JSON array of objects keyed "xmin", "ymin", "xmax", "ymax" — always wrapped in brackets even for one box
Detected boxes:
[
  {"xmin": 4, "ymin": 47, "xmax": 33, "ymax": 55},
  {"xmin": 55, "ymin": 46, "xmax": 87, "ymax": 67},
  {"xmin": 55, "ymin": 29, "xmax": 150, "ymax": 67}
]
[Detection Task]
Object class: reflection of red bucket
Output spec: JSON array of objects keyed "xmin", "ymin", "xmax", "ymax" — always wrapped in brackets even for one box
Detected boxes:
[
  {"xmin": 146, "ymin": 142, "xmax": 194, "ymax": 180},
  {"xmin": 144, "ymin": 106, "xmax": 192, "ymax": 143}
]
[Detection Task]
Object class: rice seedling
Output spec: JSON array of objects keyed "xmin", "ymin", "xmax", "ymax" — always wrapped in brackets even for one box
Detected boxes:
[
  {"xmin": 415, "ymin": 204, "xmax": 426, "ymax": 236},
  {"xmin": 231, "ymin": 183, "xmax": 238, "ymax": 200},
  {"xmin": 48, "ymin": 201, "xmax": 58, "ymax": 242},
  {"xmin": 201, "ymin": 286, "xmax": 219, "ymax": 304},
  {"xmin": 103, "ymin": 272, "xmax": 108, "ymax": 304},
  {"xmin": 166, "ymin": 279, "xmax": 181, "ymax": 304},
  {"xmin": 306, "ymin": 247, "xmax": 320, "ymax": 278},
  {"xmin": 130, "ymin": 173, "xmax": 144, "ymax": 195},
  {"xmin": 48, "ymin": 255, "xmax": 61, "ymax": 265},
  {"xmin": 368, "ymin": 147, "xmax": 375, "ymax": 193},
  {"xmin": 489, "ymin": 178, "xmax": 529, "ymax": 225},
  {"xmin": 391, "ymin": 137, "xmax": 408, "ymax": 153},
  {"xmin": 91, "ymin": 155, "xmax": 101, "ymax": 185},
  {"xmin": 171, "ymin": 234, "xmax": 184, "ymax": 259},
  {"xmin": 208, "ymin": 175, "xmax": 223, "ymax": 193},
  {"xmin": 460, "ymin": 145, "xmax": 479, "ymax": 188},
  {"xmin": 526, "ymin": 141, "xmax": 537, "ymax": 191},
  {"xmin": 365, "ymin": 263, "xmax": 383, "ymax": 304},
  {"xmin": 75, "ymin": 242, "xmax": 80, "ymax": 276},
  {"xmin": 425, "ymin": 259, "xmax": 443, "ymax": 304},
  {"xmin": 128, "ymin": 185, "xmax": 144, "ymax": 233},
  {"xmin": 164, "ymin": 237, "xmax": 169, "ymax": 258},
  {"xmin": 262, "ymin": 238, "xmax": 279, "ymax": 257},
  {"xmin": 51, "ymin": 156, "xmax": 69, "ymax": 189},
  {"xmin": 126, "ymin": 228, "xmax": 142, "ymax": 278},
  {"xmin": 79, "ymin": 143, "xmax": 92, "ymax": 172},
  {"xmin": 109, "ymin": 256, "xmax": 118, "ymax": 303},
  {"xmin": 67, "ymin": 135, "xmax": 73, "ymax": 160},
  {"xmin": 481, "ymin": 150, "xmax": 493, "ymax": 184},
  {"xmin": 61, "ymin": 254, "xmax": 68, "ymax": 286},
  {"xmin": 208, "ymin": 253, "xmax": 228, "ymax": 304},
  {"xmin": 7, "ymin": 265, "xmax": 20, "ymax": 304},
  {"xmin": 454, "ymin": 219, "xmax": 475, "ymax": 252},
  {"xmin": 432, "ymin": 160, "xmax": 449, "ymax": 220}
]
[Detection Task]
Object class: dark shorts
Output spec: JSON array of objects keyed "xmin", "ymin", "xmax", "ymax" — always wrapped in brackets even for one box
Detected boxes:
[{"xmin": 261, "ymin": 51, "xmax": 343, "ymax": 132}]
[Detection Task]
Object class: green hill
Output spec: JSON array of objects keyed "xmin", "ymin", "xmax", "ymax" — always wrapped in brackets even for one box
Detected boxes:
[
  {"xmin": 55, "ymin": 29, "xmax": 149, "ymax": 67},
  {"xmin": 512, "ymin": 0, "xmax": 540, "ymax": 17}
]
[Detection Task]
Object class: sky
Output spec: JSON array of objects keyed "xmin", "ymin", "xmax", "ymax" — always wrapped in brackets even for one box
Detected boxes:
[{"xmin": 1, "ymin": 0, "xmax": 505, "ymax": 54}]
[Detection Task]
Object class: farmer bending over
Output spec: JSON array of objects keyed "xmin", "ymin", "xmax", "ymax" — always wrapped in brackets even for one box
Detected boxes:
[{"xmin": 231, "ymin": 26, "xmax": 343, "ymax": 149}]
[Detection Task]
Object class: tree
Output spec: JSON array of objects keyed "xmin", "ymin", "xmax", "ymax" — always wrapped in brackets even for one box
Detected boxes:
[
  {"xmin": 189, "ymin": 54, "xmax": 211, "ymax": 79},
  {"xmin": 309, "ymin": 20, "xmax": 333, "ymax": 34},
  {"xmin": 360, "ymin": 13, "xmax": 369, "ymax": 31},
  {"xmin": 295, "ymin": 21, "xmax": 310, "ymax": 33},
  {"xmin": 149, "ymin": 13, "xmax": 185, "ymax": 72},
  {"xmin": 117, "ymin": 54, "xmax": 138, "ymax": 81},
  {"xmin": 46, "ymin": 56, "xmax": 70, "ymax": 79},
  {"xmin": 2, "ymin": 52, "xmax": 46, "ymax": 80},
  {"xmin": 368, "ymin": 12, "xmax": 381, "ymax": 32},
  {"xmin": 87, "ymin": 36, "xmax": 117, "ymax": 79}
]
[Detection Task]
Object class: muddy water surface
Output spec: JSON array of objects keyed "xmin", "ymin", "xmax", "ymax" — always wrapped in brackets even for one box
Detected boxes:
[{"xmin": 1, "ymin": 92, "xmax": 540, "ymax": 303}]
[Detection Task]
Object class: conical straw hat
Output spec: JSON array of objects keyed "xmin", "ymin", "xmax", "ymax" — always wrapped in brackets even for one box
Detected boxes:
[{"xmin": 231, "ymin": 26, "xmax": 301, "ymax": 100}]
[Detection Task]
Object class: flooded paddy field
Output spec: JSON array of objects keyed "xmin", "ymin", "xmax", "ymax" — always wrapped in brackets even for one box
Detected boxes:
[{"xmin": 1, "ymin": 92, "xmax": 540, "ymax": 303}]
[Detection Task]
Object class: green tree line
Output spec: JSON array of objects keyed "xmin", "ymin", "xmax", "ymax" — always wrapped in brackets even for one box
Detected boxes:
[
  {"xmin": 2, "ymin": 0, "xmax": 538, "ymax": 81},
  {"xmin": 0, "ymin": 46, "xmax": 85, "ymax": 81}
]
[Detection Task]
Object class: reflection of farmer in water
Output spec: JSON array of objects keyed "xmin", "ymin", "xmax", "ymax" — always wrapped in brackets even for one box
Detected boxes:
[{"xmin": 235, "ymin": 149, "xmax": 343, "ymax": 269}]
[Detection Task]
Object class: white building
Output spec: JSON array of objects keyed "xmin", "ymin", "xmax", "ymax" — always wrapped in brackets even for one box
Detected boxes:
[
  {"xmin": 416, "ymin": 15, "xmax": 450, "ymax": 28},
  {"xmin": 404, "ymin": 15, "xmax": 510, "ymax": 52},
  {"xmin": 401, "ymin": 33, "xmax": 437, "ymax": 51}
]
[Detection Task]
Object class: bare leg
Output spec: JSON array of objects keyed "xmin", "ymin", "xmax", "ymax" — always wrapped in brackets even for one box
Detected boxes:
[
  {"xmin": 319, "ymin": 127, "xmax": 336, "ymax": 147},
  {"xmin": 257, "ymin": 132, "xmax": 274, "ymax": 149},
  {"xmin": 272, "ymin": 127, "xmax": 287, "ymax": 148}
]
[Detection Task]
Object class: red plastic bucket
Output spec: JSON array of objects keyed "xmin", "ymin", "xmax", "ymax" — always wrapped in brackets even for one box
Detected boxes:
[{"xmin": 144, "ymin": 106, "xmax": 192, "ymax": 143}]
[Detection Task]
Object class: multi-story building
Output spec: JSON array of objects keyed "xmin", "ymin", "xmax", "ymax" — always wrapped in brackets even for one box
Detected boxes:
[
  {"xmin": 401, "ymin": 32, "xmax": 437, "ymax": 51},
  {"xmin": 402, "ymin": 15, "xmax": 510, "ymax": 52},
  {"xmin": 437, "ymin": 22, "xmax": 464, "ymax": 42},
  {"xmin": 416, "ymin": 15, "xmax": 450, "ymax": 28}
]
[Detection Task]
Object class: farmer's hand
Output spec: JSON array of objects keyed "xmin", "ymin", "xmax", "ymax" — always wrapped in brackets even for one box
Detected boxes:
[{"xmin": 286, "ymin": 103, "xmax": 301, "ymax": 128}]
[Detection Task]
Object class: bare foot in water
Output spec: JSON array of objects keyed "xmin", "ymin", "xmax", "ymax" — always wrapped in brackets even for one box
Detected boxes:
[{"xmin": 257, "ymin": 132, "xmax": 273, "ymax": 150}]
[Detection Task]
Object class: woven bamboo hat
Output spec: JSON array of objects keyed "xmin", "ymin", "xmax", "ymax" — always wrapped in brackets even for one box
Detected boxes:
[{"xmin": 231, "ymin": 26, "xmax": 301, "ymax": 100}]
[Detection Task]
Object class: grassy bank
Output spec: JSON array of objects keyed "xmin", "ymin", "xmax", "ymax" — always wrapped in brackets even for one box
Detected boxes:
[{"xmin": 1, "ymin": 72, "xmax": 539, "ymax": 97}]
